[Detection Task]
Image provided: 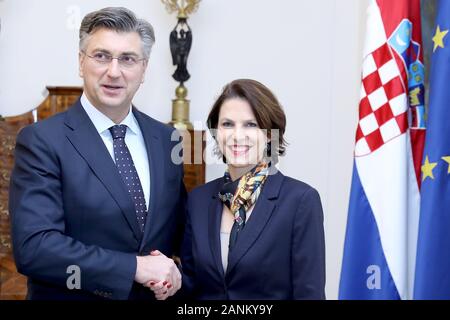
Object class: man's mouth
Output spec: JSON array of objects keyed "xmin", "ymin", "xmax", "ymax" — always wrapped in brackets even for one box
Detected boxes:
[
  {"xmin": 102, "ymin": 84, "xmax": 123, "ymax": 90},
  {"xmin": 101, "ymin": 84, "xmax": 124, "ymax": 96}
]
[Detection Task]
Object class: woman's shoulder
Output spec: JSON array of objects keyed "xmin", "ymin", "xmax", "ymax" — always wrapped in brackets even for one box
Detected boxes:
[
  {"xmin": 275, "ymin": 172, "xmax": 321, "ymax": 201},
  {"xmin": 274, "ymin": 173, "xmax": 323, "ymax": 219},
  {"xmin": 282, "ymin": 175, "xmax": 316, "ymax": 191}
]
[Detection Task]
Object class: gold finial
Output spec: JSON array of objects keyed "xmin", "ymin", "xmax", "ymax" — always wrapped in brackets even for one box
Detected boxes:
[
  {"xmin": 169, "ymin": 84, "xmax": 193, "ymax": 130},
  {"xmin": 161, "ymin": 0, "xmax": 201, "ymax": 19}
]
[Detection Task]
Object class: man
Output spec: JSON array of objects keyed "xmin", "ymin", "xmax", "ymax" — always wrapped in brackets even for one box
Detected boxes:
[{"xmin": 8, "ymin": 7, "xmax": 185, "ymax": 300}]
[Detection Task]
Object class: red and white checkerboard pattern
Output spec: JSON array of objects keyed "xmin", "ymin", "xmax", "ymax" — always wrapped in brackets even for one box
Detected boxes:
[{"xmin": 355, "ymin": 42, "xmax": 408, "ymax": 156}]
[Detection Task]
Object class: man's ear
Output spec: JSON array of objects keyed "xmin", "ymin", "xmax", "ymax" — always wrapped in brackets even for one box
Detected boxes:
[
  {"xmin": 142, "ymin": 60, "xmax": 150, "ymax": 83},
  {"xmin": 78, "ymin": 52, "xmax": 85, "ymax": 78}
]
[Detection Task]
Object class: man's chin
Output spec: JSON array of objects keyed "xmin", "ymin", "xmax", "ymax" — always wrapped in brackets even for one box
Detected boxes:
[{"xmin": 98, "ymin": 97, "xmax": 129, "ymax": 110}]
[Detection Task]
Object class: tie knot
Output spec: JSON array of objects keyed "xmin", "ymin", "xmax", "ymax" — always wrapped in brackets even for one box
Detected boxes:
[{"xmin": 109, "ymin": 125, "xmax": 127, "ymax": 140}]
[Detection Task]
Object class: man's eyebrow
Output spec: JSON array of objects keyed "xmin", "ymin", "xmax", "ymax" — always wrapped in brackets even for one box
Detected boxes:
[
  {"xmin": 91, "ymin": 48, "xmax": 111, "ymax": 54},
  {"xmin": 120, "ymin": 51, "xmax": 140, "ymax": 56},
  {"xmin": 90, "ymin": 48, "xmax": 139, "ymax": 56}
]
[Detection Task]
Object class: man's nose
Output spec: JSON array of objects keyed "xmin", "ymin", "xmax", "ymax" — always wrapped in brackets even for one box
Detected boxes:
[{"xmin": 106, "ymin": 59, "xmax": 121, "ymax": 78}]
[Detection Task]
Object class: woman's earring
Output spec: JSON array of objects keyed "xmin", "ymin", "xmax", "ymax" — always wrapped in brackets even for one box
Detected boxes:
[
  {"xmin": 266, "ymin": 142, "xmax": 272, "ymax": 157},
  {"xmin": 213, "ymin": 144, "xmax": 227, "ymax": 163}
]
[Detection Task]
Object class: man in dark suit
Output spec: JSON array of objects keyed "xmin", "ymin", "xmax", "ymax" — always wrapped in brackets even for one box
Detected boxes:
[{"xmin": 8, "ymin": 7, "xmax": 185, "ymax": 300}]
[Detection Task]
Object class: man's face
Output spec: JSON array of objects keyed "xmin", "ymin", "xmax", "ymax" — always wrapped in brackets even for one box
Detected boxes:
[{"xmin": 79, "ymin": 28, "xmax": 147, "ymax": 114}]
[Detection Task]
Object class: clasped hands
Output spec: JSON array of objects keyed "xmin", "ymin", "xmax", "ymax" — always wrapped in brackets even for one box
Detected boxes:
[{"xmin": 135, "ymin": 250, "xmax": 181, "ymax": 300}]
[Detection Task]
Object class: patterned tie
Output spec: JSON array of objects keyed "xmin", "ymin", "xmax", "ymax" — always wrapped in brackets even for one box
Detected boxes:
[{"xmin": 109, "ymin": 125, "xmax": 147, "ymax": 232}]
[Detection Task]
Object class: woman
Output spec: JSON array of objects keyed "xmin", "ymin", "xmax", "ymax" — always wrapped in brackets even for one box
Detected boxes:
[{"xmin": 181, "ymin": 79, "xmax": 325, "ymax": 299}]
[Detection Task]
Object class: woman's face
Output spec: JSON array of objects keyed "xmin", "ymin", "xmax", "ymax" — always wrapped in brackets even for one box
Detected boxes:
[{"xmin": 216, "ymin": 98, "xmax": 268, "ymax": 169}]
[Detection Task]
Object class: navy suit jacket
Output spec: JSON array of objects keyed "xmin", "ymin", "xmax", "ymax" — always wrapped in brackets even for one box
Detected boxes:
[
  {"xmin": 181, "ymin": 170, "xmax": 325, "ymax": 300},
  {"xmin": 8, "ymin": 100, "xmax": 186, "ymax": 300}
]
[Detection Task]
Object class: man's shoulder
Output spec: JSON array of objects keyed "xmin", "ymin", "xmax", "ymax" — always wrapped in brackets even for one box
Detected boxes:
[
  {"xmin": 133, "ymin": 109, "xmax": 176, "ymax": 137},
  {"xmin": 19, "ymin": 108, "xmax": 69, "ymax": 137},
  {"xmin": 189, "ymin": 177, "xmax": 222, "ymax": 199}
]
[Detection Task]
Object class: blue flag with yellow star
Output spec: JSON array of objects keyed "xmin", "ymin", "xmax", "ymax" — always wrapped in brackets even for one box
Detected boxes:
[{"xmin": 414, "ymin": 0, "xmax": 450, "ymax": 300}]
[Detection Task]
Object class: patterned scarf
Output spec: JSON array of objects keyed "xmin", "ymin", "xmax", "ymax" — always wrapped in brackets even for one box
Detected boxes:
[{"xmin": 218, "ymin": 162, "xmax": 270, "ymax": 250}]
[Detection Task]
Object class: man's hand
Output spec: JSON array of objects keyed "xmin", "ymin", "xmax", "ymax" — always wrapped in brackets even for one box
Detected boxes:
[{"xmin": 134, "ymin": 250, "xmax": 181, "ymax": 300}]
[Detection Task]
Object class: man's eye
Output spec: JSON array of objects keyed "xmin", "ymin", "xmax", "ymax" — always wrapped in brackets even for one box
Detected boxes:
[
  {"xmin": 120, "ymin": 55, "xmax": 137, "ymax": 64},
  {"xmin": 94, "ymin": 53, "xmax": 109, "ymax": 61}
]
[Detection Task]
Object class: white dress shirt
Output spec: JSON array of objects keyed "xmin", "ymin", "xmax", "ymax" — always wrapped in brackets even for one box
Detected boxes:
[{"xmin": 80, "ymin": 94, "xmax": 150, "ymax": 210}]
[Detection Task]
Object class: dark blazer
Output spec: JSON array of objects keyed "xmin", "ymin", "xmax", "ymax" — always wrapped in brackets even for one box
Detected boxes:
[
  {"xmin": 8, "ymin": 100, "xmax": 186, "ymax": 300},
  {"xmin": 181, "ymin": 170, "xmax": 325, "ymax": 300}
]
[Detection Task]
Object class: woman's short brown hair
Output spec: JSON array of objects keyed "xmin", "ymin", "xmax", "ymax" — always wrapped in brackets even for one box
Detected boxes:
[{"xmin": 207, "ymin": 79, "xmax": 287, "ymax": 158}]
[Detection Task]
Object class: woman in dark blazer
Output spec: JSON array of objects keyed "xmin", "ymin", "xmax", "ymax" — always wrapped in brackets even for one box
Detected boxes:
[{"xmin": 181, "ymin": 79, "xmax": 326, "ymax": 299}]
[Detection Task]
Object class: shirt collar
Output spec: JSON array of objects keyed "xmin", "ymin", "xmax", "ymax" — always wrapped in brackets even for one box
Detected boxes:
[{"xmin": 80, "ymin": 93, "xmax": 139, "ymax": 136}]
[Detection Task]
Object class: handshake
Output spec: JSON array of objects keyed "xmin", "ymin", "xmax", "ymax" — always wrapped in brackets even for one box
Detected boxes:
[{"xmin": 134, "ymin": 250, "xmax": 182, "ymax": 300}]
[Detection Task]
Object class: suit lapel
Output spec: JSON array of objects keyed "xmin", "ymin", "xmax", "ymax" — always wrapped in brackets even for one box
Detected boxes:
[
  {"xmin": 209, "ymin": 181, "xmax": 225, "ymax": 277},
  {"xmin": 64, "ymin": 101, "xmax": 143, "ymax": 241},
  {"xmin": 133, "ymin": 109, "xmax": 164, "ymax": 250},
  {"xmin": 226, "ymin": 170, "xmax": 284, "ymax": 275}
]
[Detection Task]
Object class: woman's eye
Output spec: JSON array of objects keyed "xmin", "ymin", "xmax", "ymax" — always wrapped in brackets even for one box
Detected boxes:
[
  {"xmin": 246, "ymin": 122, "xmax": 258, "ymax": 127},
  {"xmin": 221, "ymin": 122, "xmax": 232, "ymax": 127}
]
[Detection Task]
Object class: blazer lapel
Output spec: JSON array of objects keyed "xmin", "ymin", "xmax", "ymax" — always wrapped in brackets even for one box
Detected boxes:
[
  {"xmin": 209, "ymin": 181, "xmax": 225, "ymax": 277},
  {"xmin": 133, "ymin": 109, "xmax": 164, "ymax": 250},
  {"xmin": 64, "ymin": 101, "xmax": 143, "ymax": 241},
  {"xmin": 226, "ymin": 170, "xmax": 284, "ymax": 275}
]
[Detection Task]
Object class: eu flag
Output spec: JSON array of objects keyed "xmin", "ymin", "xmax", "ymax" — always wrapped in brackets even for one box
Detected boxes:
[{"xmin": 414, "ymin": 0, "xmax": 450, "ymax": 299}]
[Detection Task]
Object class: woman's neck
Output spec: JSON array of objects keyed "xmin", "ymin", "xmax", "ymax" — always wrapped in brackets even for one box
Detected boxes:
[{"xmin": 228, "ymin": 164, "xmax": 256, "ymax": 181}]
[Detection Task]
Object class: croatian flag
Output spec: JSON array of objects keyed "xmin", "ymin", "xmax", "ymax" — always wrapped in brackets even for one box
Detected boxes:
[{"xmin": 339, "ymin": 0, "xmax": 425, "ymax": 299}]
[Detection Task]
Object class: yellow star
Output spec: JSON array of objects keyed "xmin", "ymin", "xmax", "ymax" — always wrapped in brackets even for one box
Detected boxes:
[
  {"xmin": 422, "ymin": 155, "xmax": 438, "ymax": 181},
  {"xmin": 432, "ymin": 25, "xmax": 449, "ymax": 52},
  {"xmin": 442, "ymin": 156, "xmax": 450, "ymax": 174}
]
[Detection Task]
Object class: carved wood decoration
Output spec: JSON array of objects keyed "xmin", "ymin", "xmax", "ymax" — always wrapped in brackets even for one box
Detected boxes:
[
  {"xmin": 36, "ymin": 86, "xmax": 84, "ymax": 121},
  {"xmin": 0, "ymin": 113, "xmax": 34, "ymax": 300},
  {"xmin": 180, "ymin": 129, "xmax": 206, "ymax": 193},
  {"xmin": 0, "ymin": 86, "xmax": 82, "ymax": 300},
  {"xmin": 0, "ymin": 86, "xmax": 205, "ymax": 299}
]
